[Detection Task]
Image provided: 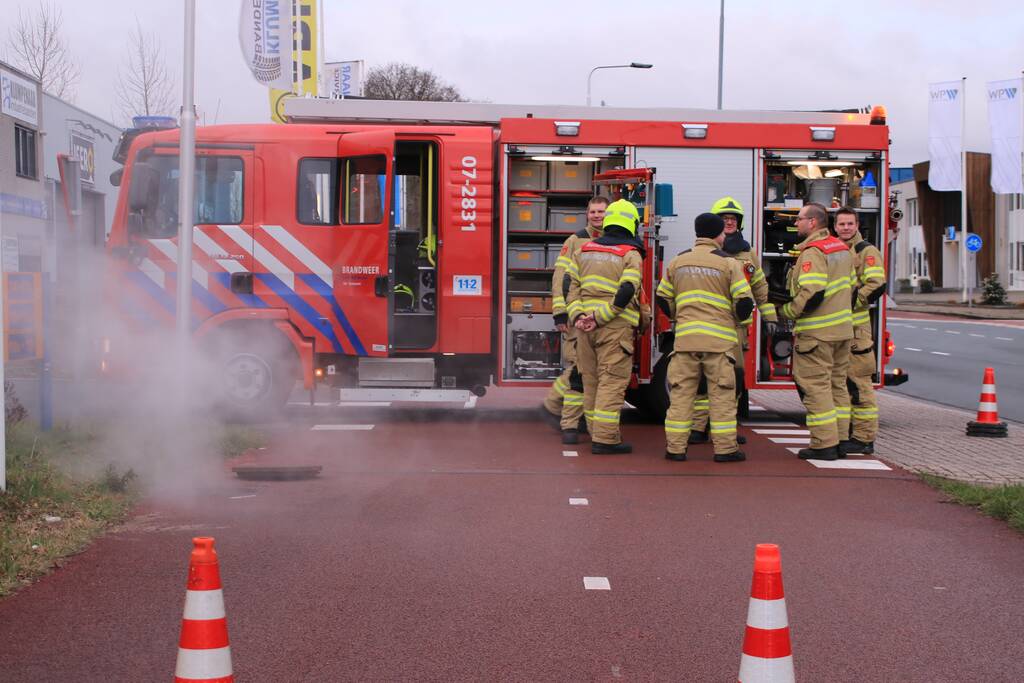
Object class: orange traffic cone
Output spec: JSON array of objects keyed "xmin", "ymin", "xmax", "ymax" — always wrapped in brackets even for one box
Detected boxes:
[
  {"xmin": 175, "ymin": 537, "xmax": 233, "ymax": 682},
  {"xmin": 738, "ymin": 544, "xmax": 794, "ymax": 683},
  {"xmin": 966, "ymin": 367, "xmax": 1008, "ymax": 437}
]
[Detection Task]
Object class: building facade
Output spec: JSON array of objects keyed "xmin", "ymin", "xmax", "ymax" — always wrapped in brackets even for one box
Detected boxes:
[{"xmin": 0, "ymin": 62, "xmax": 46, "ymax": 273}]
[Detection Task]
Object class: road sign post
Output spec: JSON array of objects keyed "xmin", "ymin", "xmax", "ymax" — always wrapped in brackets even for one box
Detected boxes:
[{"xmin": 965, "ymin": 233, "xmax": 983, "ymax": 308}]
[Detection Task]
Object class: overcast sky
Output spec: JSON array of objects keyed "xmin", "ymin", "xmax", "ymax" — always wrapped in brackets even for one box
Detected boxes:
[{"xmin": 5, "ymin": 0, "xmax": 1023, "ymax": 167}]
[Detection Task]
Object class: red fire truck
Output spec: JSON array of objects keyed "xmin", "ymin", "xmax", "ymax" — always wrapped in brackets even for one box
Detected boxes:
[{"xmin": 106, "ymin": 100, "xmax": 906, "ymax": 417}]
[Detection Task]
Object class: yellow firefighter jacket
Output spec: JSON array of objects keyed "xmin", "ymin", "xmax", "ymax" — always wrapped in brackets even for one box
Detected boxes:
[
  {"xmin": 844, "ymin": 233, "xmax": 886, "ymax": 334},
  {"xmin": 780, "ymin": 228, "xmax": 855, "ymax": 341},
  {"xmin": 730, "ymin": 249, "xmax": 777, "ymax": 323},
  {"xmin": 551, "ymin": 227, "xmax": 597, "ymax": 323},
  {"xmin": 656, "ymin": 238, "xmax": 755, "ymax": 353},
  {"xmin": 566, "ymin": 240, "xmax": 643, "ymax": 330}
]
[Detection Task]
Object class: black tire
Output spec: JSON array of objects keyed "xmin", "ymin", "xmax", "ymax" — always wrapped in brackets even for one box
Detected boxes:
[
  {"xmin": 639, "ymin": 352, "xmax": 672, "ymax": 421},
  {"xmin": 207, "ymin": 326, "xmax": 297, "ymax": 422}
]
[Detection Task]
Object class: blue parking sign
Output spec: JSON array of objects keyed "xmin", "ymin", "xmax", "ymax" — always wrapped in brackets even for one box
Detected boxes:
[{"xmin": 966, "ymin": 234, "xmax": 983, "ymax": 253}]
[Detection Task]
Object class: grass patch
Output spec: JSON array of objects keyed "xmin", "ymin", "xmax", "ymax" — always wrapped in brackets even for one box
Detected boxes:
[
  {"xmin": 217, "ymin": 424, "xmax": 268, "ymax": 458},
  {"xmin": 1, "ymin": 423, "xmax": 137, "ymax": 597},
  {"xmin": 922, "ymin": 474, "xmax": 1024, "ymax": 533}
]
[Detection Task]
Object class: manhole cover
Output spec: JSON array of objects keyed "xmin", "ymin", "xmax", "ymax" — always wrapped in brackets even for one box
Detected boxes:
[{"xmin": 232, "ymin": 465, "xmax": 322, "ymax": 481}]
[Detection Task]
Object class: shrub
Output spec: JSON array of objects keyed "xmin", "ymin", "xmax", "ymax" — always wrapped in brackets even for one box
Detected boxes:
[
  {"xmin": 981, "ymin": 272, "xmax": 1008, "ymax": 305},
  {"xmin": 918, "ymin": 277, "xmax": 934, "ymax": 293}
]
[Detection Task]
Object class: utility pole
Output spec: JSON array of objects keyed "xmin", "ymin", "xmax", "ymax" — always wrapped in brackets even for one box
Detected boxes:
[
  {"xmin": 717, "ymin": 0, "xmax": 725, "ymax": 109},
  {"xmin": 176, "ymin": 0, "xmax": 197, "ymax": 407}
]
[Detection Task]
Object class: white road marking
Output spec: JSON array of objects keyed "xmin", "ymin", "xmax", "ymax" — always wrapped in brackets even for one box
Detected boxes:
[
  {"xmin": 945, "ymin": 330, "xmax": 960, "ymax": 335},
  {"xmin": 753, "ymin": 429, "xmax": 811, "ymax": 435},
  {"xmin": 562, "ymin": 450, "xmax": 578, "ymax": 458},
  {"xmin": 903, "ymin": 324, "xmax": 917, "ymax": 328},
  {"xmin": 769, "ymin": 437, "xmax": 811, "ymax": 444},
  {"xmin": 930, "ymin": 351, "xmax": 951, "ymax": 356},
  {"xmin": 287, "ymin": 401, "xmax": 335, "ymax": 407},
  {"xmin": 923, "ymin": 327, "xmax": 938, "ymax": 331},
  {"xmin": 807, "ymin": 459, "xmax": 891, "ymax": 470},
  {"xmin": 569, "ymin": 498, "xmax": 589, "ymax": 506},
  {"xmin": 464, "ymin": 395, "xmax": 479, "ymax": 409},
  {"xmin": 997, "ymin": 336, "xmax": 1014, "ymax": 341},
  {"xmin": 311, "ymin": 424, "xmax": 375, "ymax": 431},
  {"xmin": 229, "ymin": 494, "xmax": 257, "ymax": 500},
  {"xmin": 787, "ymin": 447, "xmax": 802, "ymax": 454},
  {"xmin": 583, "ymin": 577, "xmax": 611, "ymax": 590},
  {"xmin": 904, "ymin": 347, "xmax": 922, "ymax": 352},
  {"xmin": 968, "ymin": 333, "xmax": 986, "ymax": 338},
  {"xmin": 740, "ymin": 421, "xmax": 799, "ymax": 427}
]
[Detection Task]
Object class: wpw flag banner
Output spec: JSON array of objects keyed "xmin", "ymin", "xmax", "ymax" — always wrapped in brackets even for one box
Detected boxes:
[
  {"xmin": 239, "ymin": 0, "xmax": 294, "ymax": 91},
  {"xmin": 928, "ymin": 80, "xmax": 964, "ymax": 191},
  {"xmin": 987, "ymin": 78, "xmax": 1024, "ymax": 195}
]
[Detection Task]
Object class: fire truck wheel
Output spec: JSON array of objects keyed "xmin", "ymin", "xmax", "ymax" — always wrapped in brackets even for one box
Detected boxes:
[{"xmin": 212, "ymin": 329, "xmax": 296, "ymax": 421}]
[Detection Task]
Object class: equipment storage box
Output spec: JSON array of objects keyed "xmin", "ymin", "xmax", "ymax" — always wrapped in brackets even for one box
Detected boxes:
[
  {"xmin": 508, "ymin": 196, "xmax": 547, "ymax": 231},
  {"xmin": 509, "ymin": 295, "xmax": 552, "ymax": 313},
  {"xmin": 506, "ymin": 314, "xmax": 562, "ymax": 380},
  {"xmin": 545, "ymin": 244, "xmax": 562, "ymax": 268},
  {"xmin": 548, "ymin": 207, "xmax": 587, "ymax": 233},
  {"xmin": 509, "ymin": 161, "xmax": 548, "ymax": 191},
  {"xmin": 508, "ymin": 244, "xmax": 546, "ymax": 270},
  {"xmin": 550, "ymin": 161, "xmax": 593, "ymax": 191}
]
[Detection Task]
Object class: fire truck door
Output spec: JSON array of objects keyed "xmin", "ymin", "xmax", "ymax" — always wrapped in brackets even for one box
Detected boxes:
[{"xmin": 336, "ymin": 130, "xmax": 395, "ymax": 356}]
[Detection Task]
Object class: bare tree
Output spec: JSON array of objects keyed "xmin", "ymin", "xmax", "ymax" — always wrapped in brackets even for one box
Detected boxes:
[
  {"xmin": 114, "ymin": 20, "xmax": 176, "ymax": 123},
  {"xmin": 364, "ymin": 63, "xmax": 465, "ymax": 102},
  {"xmin": 4, "ymin": 2, "xmax": 80, "ymax": 99}
]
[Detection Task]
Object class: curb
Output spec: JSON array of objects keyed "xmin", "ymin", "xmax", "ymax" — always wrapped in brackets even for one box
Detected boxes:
[{"xmin": 890, "ymin": 303, "xmax": 1024, "ymax": 320}]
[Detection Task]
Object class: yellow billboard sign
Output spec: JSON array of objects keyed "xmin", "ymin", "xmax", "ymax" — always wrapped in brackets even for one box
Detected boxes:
[{"xmin": 269, "ymin": 0, "xmax": 319, "ymax": 123}]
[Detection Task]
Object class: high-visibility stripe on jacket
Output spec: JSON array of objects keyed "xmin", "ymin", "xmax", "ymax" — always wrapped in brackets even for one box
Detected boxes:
[
  {"xmin": 551, "ymin": 228, "xmax": 597, "ymax": 318},
  {"xmin": 780, "ymin": 229, "xmax": 854, "ymax": 341},
  {"xmin": 657, "ymin": 238, "xmax": 754, "ymax": 353},
  {"xmin": 566, "ymin": 240, "xmax": 643, "ymax": 329},
  {"xmin": 844, "ymin": 234, "xmax": 887, "ymax": 336}
]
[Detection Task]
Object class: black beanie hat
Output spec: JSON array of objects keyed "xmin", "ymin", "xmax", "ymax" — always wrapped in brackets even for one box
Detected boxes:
[{"xmin": 695, "ymin": 212, "xmax": 725, "ymax": 239}]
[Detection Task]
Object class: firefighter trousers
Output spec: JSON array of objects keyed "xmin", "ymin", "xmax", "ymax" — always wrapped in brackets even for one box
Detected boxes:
[
  {"xmin": 691, "ymin": 337, "xmax": 743, "ymax": 434},
  {"xmin": 665, "ymin": 351, "xmax": 739, "ymax": 455},
  {"xmin": 847, "ymin": 337, "xmax": 878, "ymax": 443},
  {"xmin": 542, "ymin": 331, "xmax": 585, "ymax": 430},
  {"xmin": 793, "ymin": 336, "xmax": 852, "ymax": 449},
  {"xmin": 576, "ymin": 324, "xmax": 634, "ymax": 445}
]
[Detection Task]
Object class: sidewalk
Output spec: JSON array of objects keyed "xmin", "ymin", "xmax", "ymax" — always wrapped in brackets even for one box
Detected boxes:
[
  {"xmin": 891, "ymin": 289, "xmax": 1024, "ymax": 320},
  {"xmin": 750, "ymin": 389, "xmax": 1024, "ymax": 485}
]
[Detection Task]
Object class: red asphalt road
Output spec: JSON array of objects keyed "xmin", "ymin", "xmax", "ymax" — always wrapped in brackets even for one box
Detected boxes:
[{"xmin": 1, "ymin": 389, "xmax": 1023, "ymax": 681}]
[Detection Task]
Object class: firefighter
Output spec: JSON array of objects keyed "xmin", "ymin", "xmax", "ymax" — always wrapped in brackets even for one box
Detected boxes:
[
  {"xmin": 565, "ymin": 198, "xmax": 645, "ymax": 454},
  {"xmin": 833, "ymin": 206, "xmax": 886, "ymax": 454},
  {"xmin": 689, "ymin": 196, "xmax": 779, "ymax": 445},
  {"xmin": 656, "ymin": 212, "xmax": 754, "ymax": 462},
  {"xmin": 542, "ymin": 196, "xmax": 609, "ymax": 444},
  {"xmin": 779, "ymin": 202, "xmax": 855, "ymax": 460}
]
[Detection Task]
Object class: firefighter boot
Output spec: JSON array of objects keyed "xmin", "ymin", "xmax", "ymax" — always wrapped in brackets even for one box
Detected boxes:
[
  {"xmin": 561, "ymin": 429, "xmax": 580, "ymax": 445},
  {"xmin": 665, "ymin": 450, "xmax": 687, "ymax": 462},
  {"xmin": 839, "ymin": 438, "xmax": 874, "ymax": 456},
  {"xmin": 797, "ymin": 446, "xmax": 839, "ymax": 461},
  {"xmin": 688, "ymin": 427, "xmax": 710, "ymax": 444},
  {"xmin": 714, "ymin": 450, "xmax": 746, "ymax": 463},
  {"xmin": 592, "ymin": 441, "xmax": 633, "ymax": 455}
]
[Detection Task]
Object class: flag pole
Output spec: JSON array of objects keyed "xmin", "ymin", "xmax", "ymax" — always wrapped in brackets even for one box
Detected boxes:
[{"xmin": 960, "ymin": 76, "xmax": 968, "ymax": 303}]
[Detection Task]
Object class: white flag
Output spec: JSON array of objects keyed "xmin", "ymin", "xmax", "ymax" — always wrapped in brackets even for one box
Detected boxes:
[
  {"xmin": 987, "ymin": 78, "xmax": 1024, "ymax": 195},
  {"xmin": 239, "ymin": 0, "xmax": 294, "ymax": 91},
  {"xmin": 928, "ymin": 80, "xmax": 964, "ymax": 192}
]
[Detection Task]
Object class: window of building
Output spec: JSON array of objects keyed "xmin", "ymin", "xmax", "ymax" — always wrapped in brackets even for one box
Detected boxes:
[
  {"xmin": 297, "ymin": 158, "xmax": 339, "ymax": 225},
  {"xmin": 342, "ymin": 155, "xmax": 386, "ymax": 225},
  {"xmin": 14, "ymin": 124, "xmax": 37, "ymax": 179},
  {"xmin": 906, "ymin": 197, "xmax": 918, "ymax": 225}
]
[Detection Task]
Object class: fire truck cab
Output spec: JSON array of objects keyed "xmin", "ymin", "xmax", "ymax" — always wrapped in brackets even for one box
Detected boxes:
[{"xmin": 106, "ymin": 100, "xmax": 904, "ymax": 417}]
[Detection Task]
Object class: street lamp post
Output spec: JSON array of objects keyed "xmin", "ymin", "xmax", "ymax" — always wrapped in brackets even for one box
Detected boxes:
[{"xmin": 586, "ymin": 62, "xmax": 653, "ymax": 106}]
